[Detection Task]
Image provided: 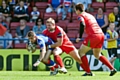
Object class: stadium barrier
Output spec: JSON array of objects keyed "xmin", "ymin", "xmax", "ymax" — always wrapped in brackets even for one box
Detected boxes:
[
  {"xmin": 0, "ymin": 38, "xmax": 120, "ymax": 71},
  {"xmin": 0, "ymin": 49, "xmax": 120, "ymax": 71}
]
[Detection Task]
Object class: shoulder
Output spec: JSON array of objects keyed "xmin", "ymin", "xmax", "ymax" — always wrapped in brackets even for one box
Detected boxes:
[
  {"xmin": 42, "ymin": 29, "xmax": 48, "ymax": 34},
  {"xmin": 15, "ymin": 6, "xmax": 19, "ymax": 10},
  {"xmin": 56, "ymin": 26, "xmax": 63, "ymax": 31}
]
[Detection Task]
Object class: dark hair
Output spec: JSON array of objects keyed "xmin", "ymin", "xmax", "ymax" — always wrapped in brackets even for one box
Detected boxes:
[
  {"xmin": 27, "ymin": 31, "xmax": 35, "ymax": 37},
  {"xmin": 75, "ymin": 3, "xmax": 84, "ymax": 12},
  {"xmin": 35, "ymin": 18, "xmax": 44, "ymax": 25}
]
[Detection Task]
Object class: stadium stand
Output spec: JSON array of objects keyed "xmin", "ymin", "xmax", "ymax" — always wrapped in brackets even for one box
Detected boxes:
[
  {"xmin": 44, "ymin": 12, "xmax": 57, "ymax": 21},
  {"xmin": 105, "ymin": 2, "xmax": 117, "ymax": 12},
  {"xmin": 91, "ymin": 2, "xmax": 104, "ymax": 12}
]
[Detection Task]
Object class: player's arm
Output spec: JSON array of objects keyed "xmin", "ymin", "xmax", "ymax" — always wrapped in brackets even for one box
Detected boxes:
[
  {"xmin": 76, "ymin": 16, "xmax": 85, "ymax": 42},
  {"xmin": 49, "ymin": 32, "xmax": 63, "ymax": 48},
  {"xmin": 33, "ymin": 40, "xmax": 46, "ymax": 67}
]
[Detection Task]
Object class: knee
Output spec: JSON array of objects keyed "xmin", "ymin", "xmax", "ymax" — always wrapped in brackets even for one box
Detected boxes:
[
  {"xmin": 78, "ymin": 49, "xmax": 85, "ymax": 57},
  {"xmin": 42, "ymin": 59, "xmax": 48, "ymax": 64},
  {"xmin": 94, "ymin": 54, "xmax": 100, "ymax": 59}
]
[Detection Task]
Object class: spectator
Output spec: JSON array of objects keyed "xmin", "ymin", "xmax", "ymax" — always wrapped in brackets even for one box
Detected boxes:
[
  {"xmin": 95, "ymin": 7, "xmax": 108, "ymax": 34},
  {"xmin": 7, "ymin": 0, "xmax": 19, "ymax": 12},
  {"xmin": 15, "ymin": 19, "xmax": 30, "ymax": 43},
  {"xmin": 0, "ymin": 15, "xmax": 9, "ymax": 29},
  {"xmin": 62, "ymin": 0, "xmax": 73, "ymax": 20},
  {"xmin": 108, "ymin": 7, "xmax": 120, "ymax": 34},
  {"xmin": 73, "ymin": 0, "xmax": 92, "ymax": 11},
  {"xmin": 0, "ymin": 0, "xmax": 12, "ymax": 23},
  {"xmin": 13, "ymin": 0, "xmax": 29, "ymax": 22},
  {"xmin": 106, "ymin": 22, "xmax": 118, "ymax": 69},
  {"xmin": 45, "ymin": 0, "xmax": 63, "ymax": 15},
  {"xmin": 32, "ymin": 18, "xmax": 46, "ymax": 34},
  {"xmin": 0, "ymin": 25, "xmax": 12, "ymax": 49},
  {"xmin": 116, "ymin": 0, "xmax": 120, "ymax": 12},
  {"xmin": 30, "ymin": 6, "xmax": 40, "ymax": 22}
]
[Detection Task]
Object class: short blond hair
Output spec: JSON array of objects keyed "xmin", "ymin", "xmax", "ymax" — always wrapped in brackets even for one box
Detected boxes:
[{"xmin": 46, "ymin": 17, "xmax": 55, "ymax": 24}]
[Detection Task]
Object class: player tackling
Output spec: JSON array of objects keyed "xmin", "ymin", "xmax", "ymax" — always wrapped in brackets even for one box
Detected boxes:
[{"xmin": 75, "ymin": 3, "xmax": 117, "ymax": 76}]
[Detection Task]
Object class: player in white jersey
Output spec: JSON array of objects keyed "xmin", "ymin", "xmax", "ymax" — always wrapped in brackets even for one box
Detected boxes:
[{"xmin": 26, "ymin": 31, "xmax": 60, "ymax": 75}]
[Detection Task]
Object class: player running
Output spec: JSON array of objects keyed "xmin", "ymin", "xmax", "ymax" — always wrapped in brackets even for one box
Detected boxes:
[
  {"xmin": 75, "ymin": 3, "xmax": 117, "ymax": 76},
  {"xmin": 43, "ymin": 18, "xmax": 88, "ymax": 74},
  {"xmin": 26, "ymin": 31, "xmax": 60, "ymax": 75}
]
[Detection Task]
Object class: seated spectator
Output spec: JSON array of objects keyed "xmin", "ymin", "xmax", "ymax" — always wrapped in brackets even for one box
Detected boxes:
[
  {"xmin": 108, "ymin": 7, "xmax": 120, "ymax": 33},
  {"xmin": 95, "ymin": 8, "xmax": 108, "ymax": 34},
  {"xmin": 45, "ymin": 0, "xmax": 63, "ymax": 15},
  {"xmin": 0, "ymin": 15, "xmax": 9, "ymax": 29},
  {"xmin": 73, "ymin": 0, "xmax": 92, "ymax": 11},
  {"xmin": 0, "ymin": 0, "xmax": 12, "ymax": 23},
  {"xmin": 8, "ymin": 0, "xmax": 19, "ymax": 12},
  {"xmin": 116, "ymin": 0, "xmax": 120, "ymax": 12},
  {"xmin": 15, "ymin": 19, "xmax": 30, "ymax": 44},
  {"xmin": 0, "ymin": 25, "xmax": 12, "ymax": 49},
  {"xmin": 13, "ymin": 0, "xmax": 29, "ymax": 22},
  {"xmin": 62, "ymin": 0, "xmax": 73, "ymax": 20},
  {"xmin": 30, "ymin": 6, "xmax": 40, "ymax": 22},
  {"xmin": 32, "ymin": 18, "xmax": 46, "ymax": 34}
]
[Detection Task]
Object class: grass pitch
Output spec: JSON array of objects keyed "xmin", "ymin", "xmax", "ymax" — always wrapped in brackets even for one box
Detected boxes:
[{"xmin": 0, "ymin": 71, "xmax": 119, "ymax": 80}]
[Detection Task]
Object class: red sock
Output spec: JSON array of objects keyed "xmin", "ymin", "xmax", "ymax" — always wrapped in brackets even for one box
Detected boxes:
[
  {"xmin": 54, "ymin": 64, "xmax": 59, "ymax": 68},
  {"xmin": 81, "ymin": 55, "xmax": 91, "ymax": 73},
  {"xmin": 54, "ymin": 55, "xmax": 64, "ymax": 68},
  {"xmin": 99, "ymin": 56, "xmax": 114, "ymax": 70},
  {"xmin": 50, "ymin": 66, "xmax": 55, "ymax": 71},
  {"xmin": 80, "ymin": 63, "xmax": 87, "ymax": 71}
]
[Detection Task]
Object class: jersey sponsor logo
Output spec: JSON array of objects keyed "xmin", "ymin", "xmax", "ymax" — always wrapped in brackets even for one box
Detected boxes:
[{"xmin": 57, "ymin": 32, "xmax": 62, "ymax": 37}]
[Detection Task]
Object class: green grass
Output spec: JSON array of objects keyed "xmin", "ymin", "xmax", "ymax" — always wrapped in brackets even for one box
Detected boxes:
[{"xmin": 0, "ymin": 71, "xmax": 119, "ymax": 80}]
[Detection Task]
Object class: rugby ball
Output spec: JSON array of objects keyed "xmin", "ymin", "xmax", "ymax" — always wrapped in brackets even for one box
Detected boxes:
[
  {"xmin": 112, "ymin": 31, "xmax": 118, "ymax": 39},
  {"xmin": 28, "ymin": 44, "xmax": 36, "ymax": 53}
]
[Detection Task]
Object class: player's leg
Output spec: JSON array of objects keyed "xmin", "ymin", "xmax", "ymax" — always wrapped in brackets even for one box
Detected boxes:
[
  {"xmin": 53, "ymin": 47, "xmax": 64, "ymax": 68},
  {"xmin": 93, "ymin": 48, "xmax": 117, "ymax": 76},
  {"xmin": 68, "ymin": 48, "xmax": 88, "ymax": 74},
  {"xmin": 53, "ymin": 47, "xmax": 67, "ymax": 74},
  {"xmin": 42, "ymin": 50, "xmax": 58, "ymax": 75},
  {"xmin": 78, "ymin": 44, "xmax": 93, "ymax": 76}
]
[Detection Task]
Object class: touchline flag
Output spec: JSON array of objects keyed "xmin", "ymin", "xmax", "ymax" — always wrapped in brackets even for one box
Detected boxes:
[{"xmin": 0, "ymin": 24, "xmax": 7, "ymax": 36}]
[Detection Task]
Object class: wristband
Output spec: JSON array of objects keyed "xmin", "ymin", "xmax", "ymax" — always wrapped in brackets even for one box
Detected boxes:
[
  {"xmin": 36, "ymin": 59, "xmax": 41, "ymax": 63},
  {"xmin": 48, "ymin": 45, "xmax": 51, "ymax": 48}
]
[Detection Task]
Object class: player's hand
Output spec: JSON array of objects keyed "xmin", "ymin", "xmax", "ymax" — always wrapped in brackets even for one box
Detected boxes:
[
  {"xmin": 33, "ymin": 60, "xmax": 40, "ymax": 67},
  {"xmin": 76, "ymin": 38, "xmax": 80, "ymax": 43}
]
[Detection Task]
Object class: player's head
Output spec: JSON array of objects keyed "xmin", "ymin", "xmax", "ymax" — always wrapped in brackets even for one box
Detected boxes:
[
  {"xmin": 27, "ymin": 31, "xmax": 36, "ymax": 43},
  {"xmin": 46, "ymin": 17, "xmax": 55, "ymax": 31},
  {"xmin": 75, "ymin": 3, "xmax": 84, "ymax": 15},
  {"xmin": 109, "ymin": 22, "xmax": 115, "ymax": 30}
]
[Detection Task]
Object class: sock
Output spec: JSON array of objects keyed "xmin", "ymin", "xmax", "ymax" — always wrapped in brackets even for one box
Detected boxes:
[
  {"xmin": 54, "ymin": 64, "xmax": 59, "ymax": 68},
  {"xmin": 99, "ymin": 56, "xmax": 114, "ymax": 70},
  {"xmin": 54, "ymin": 55, "xmax": 64, "ymax": 68},
  {"xmin": 80, "ymin": 63, "xmax": 87, "ymax": 72},
  {"xmin": 45, "ymin": 59, "xmax": 55, "ymax": 71},
  {"xmin": 45, "ymin": 59, "xmax": 55, "ymax": 67},
  {"xmin": 81, "ymin": 55, "xmax": 91, "ymax": 73}
]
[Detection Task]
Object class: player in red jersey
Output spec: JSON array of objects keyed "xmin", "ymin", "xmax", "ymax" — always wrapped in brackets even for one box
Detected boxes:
[
  {"xmin": 75, "ymin": 3, "xmax": 117, "ymax": 76},
  {"xmin": 43, "ymin": 18, "xmax": 88, "ymax": 74}
]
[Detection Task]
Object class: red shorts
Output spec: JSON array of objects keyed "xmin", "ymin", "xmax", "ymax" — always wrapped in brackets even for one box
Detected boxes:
[
  {"xmin": 59, "ymin": 41, "xmax": 76, "ymax": 54},
  {"xmin": 83, "ymin": 33, "xmax": 104, "ymax": 48}
]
